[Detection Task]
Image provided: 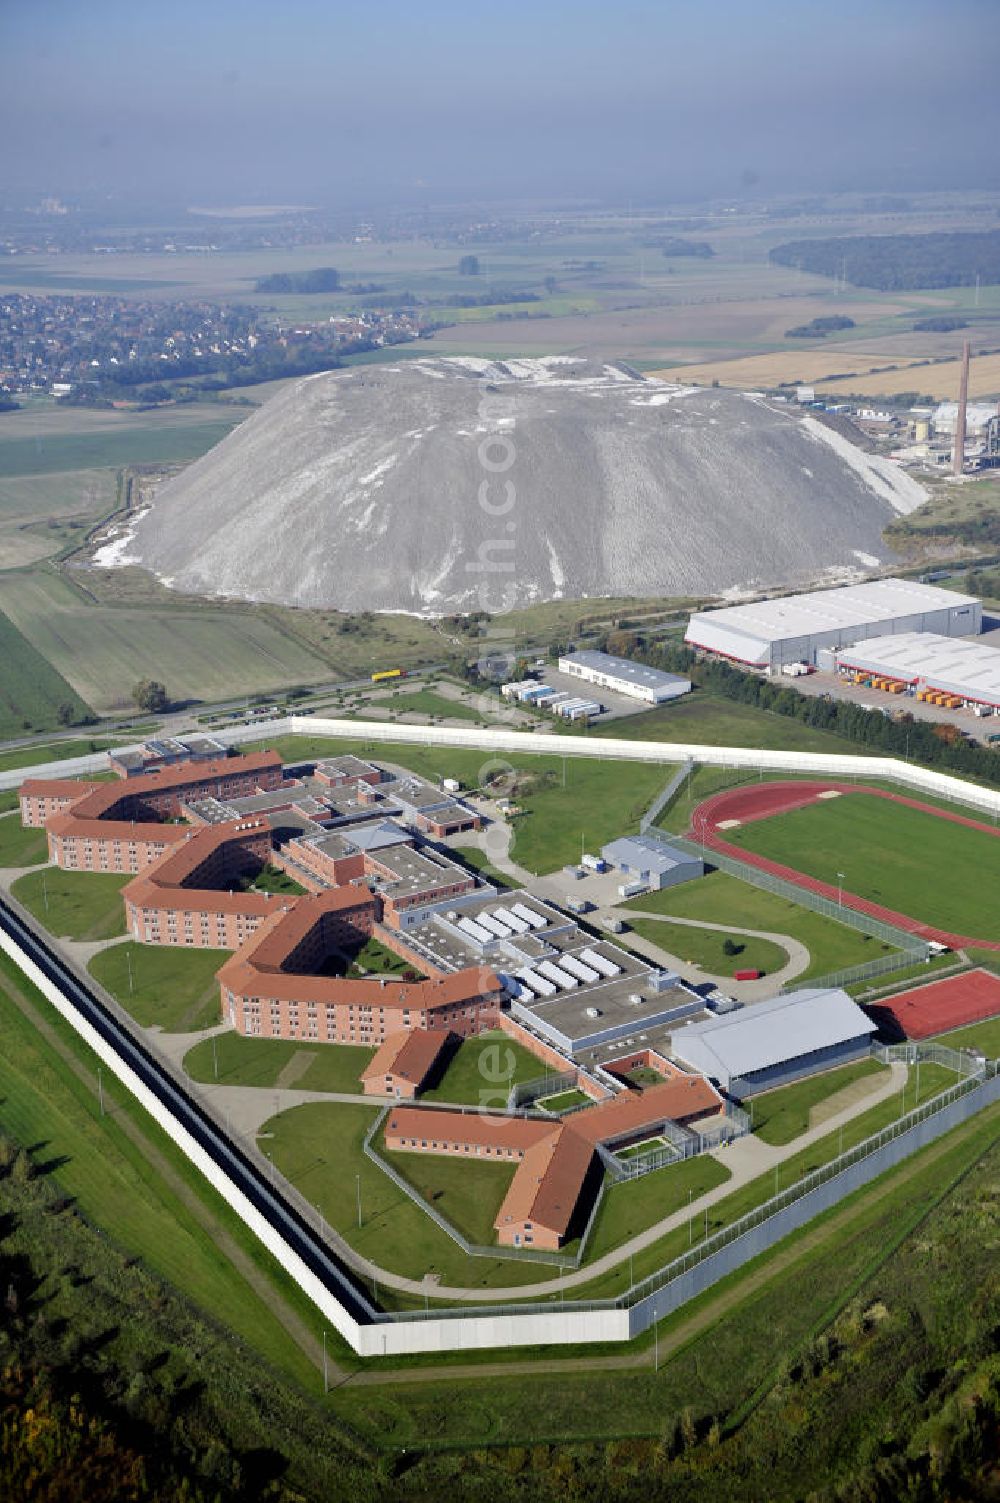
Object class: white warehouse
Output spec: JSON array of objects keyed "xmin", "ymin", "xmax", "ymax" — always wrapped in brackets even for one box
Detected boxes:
[
  {"xmin": 685, "ymin": 578, "xmax": 981, "ymax": 670},
  {"xmin": 836, "ymin": 631, "xmax": 1000, "ymax": 712},
  {"xmin": 558, "ymin": 651, "xmax": 691, "ymax": 705}
]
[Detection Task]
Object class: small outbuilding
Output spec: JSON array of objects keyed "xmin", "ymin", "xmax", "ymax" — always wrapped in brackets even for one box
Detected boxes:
[{"xmin": 601, "ymin": 833, "xmax": 704, "ymax": 892}]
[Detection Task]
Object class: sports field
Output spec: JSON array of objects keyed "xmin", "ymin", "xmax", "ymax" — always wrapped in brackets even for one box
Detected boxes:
[
  {"xmin": 872, "ymin": 969, "xmax": 1000, "ymax": 1042},
  {"xmin": 721, "ymin": 791, "xmax": 1000, "ymax": 941}
]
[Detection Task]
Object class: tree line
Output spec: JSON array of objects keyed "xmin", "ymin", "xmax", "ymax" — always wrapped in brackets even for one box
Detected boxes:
[{"xmin": 770, "ymin": 230, "xmax": 1000, "ymax": 290}]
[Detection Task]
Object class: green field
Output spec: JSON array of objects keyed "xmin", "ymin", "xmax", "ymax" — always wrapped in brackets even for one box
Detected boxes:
[
  {"xmin": 594, "ymin": 693, "xmax": 862, "ymax": 753},
  {"xmin": 0, "ymin": 467, "xmax": 119, "ymax": 567},
  {"xmin": 253, "ymin": 733, "xmax": 669, "ymax": 873},
  {"xmin": 585, "ymin": 1155, "xmax": 732, "ymax": 1264},
  {"xmin": 623, "ymin": 871, "xmax": 898, "ymax": 982},
  {"xmin": 419, "ymin": 1031, "xmax": 548, "ymax": 1106},
  {"xmin": 0, "ymin": 813, "xmax": 49, "ymax": 867},
  {"xmin": 748, "ymin": 1059, "xmax": 889, "ymax": 1146},
  {"xmin": 263, "ymin": 1100, "xmax": 561, "ymax": 1292},
  {"xmin": 447, "ymin": 843, "xmax": 516, "ymax": 887},
  {"xmin": 245, "ymin": 863, "xmax": 306, "ymax": 896},
  {"xmin": 538, "ymin": 1088, "xmax": 591, "ymax": 1113},
  {"xmin": 88, "ymin": 942, "xmax": 227, "ymax": 1032},
  {"xmin": 625, "ymin": 916, "xmax": 789, "ymax": 976},
  {"xmin": 365, "ymin": 688, "xmax": 500, "ymax": 724},
  {"xmin": 10, "ymin": 868, "xmax": 128, "ymax": 940},
  {"xmin": 931, "ymin": 1015, "xmax": 1000, "ymax": 1057},
  {"xmin": 0, "ymin": 418, "xmax": 243, "ymax": 477},
  {"xmin": 0, "ymin": 735, "xmax": 118, "ymax": 772},
  {"xmin": 0, "ymin": 569, "xmax": 332, "ymax": 714},
  {"xmin": 0, "ymin": 606, "xmax": 94, "ymax": 738},
  {"xmin": 387, "ymin": 1144, "xmax": 518, "ymax": 1245},
  {"xmin": 727, "ymin": 793, "xmax": 1000, "ymax": 940},
  {"xmin": 184, "ymin": 1031, "xmax": 376, "ymax": 1094}
]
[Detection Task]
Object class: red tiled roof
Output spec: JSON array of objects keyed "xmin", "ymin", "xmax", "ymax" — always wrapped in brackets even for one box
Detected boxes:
[{"xmin": 362, "ymin": 1029, "xmax": 453, "ymax": 1086}]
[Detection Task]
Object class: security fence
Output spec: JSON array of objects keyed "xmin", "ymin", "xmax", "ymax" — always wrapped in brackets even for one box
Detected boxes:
[{"xmin": 640, "ymin": 760, "xmax": 695, "ymax": 833}]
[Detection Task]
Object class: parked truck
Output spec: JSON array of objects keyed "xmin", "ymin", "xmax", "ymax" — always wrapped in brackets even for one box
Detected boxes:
[{"xmin": 618, "ymin": 880, "xmax": 647, "ymax": 899}]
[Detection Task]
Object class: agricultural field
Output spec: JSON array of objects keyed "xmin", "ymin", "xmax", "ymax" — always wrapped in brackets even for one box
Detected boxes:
[
  {"xmin": 0, "ymin": 396, "xmax": 248, "ymax": 474},
  {"xmin": 184, "ymin": 1032, "xmax": 376, "ymax": 1094},
  {"xmin": 0, "ymin": 814, "xmax": 48, "ymax": 867},
  {"xmin": 88, "ymin": 942, "xmax": 228, "ymax": 1032},
  {"xmin": 10, "ymin": 868, "xmax": 128, "ymax": 940},
  {"xmin": 725, "ymin": 793, "xmax": 1000, "ymax": 940},
  {"xmin": 747, "ymin": 1059, "xmax": 889, "ymax": 1146},
  {"xmin": 623, "ymin": 871, "xmax": 899, "ymax": 982},
  {"xmin": 0, "ymin": 569, "xmax": 331, "ymax": 713},
  {"xmin": 624, "ymin": 916, "xmax": 789, "ymax": 977},
  {"xmin": 0, "ymin": 607, "xmax": 94, "ymax": 738},
  {"xmin": 652, "ymin": 343, "xmax": 1000, "ymax": 400},
  {"xmin": 0, "ymin": 468, "xmax": 118, "ymax": 568}
]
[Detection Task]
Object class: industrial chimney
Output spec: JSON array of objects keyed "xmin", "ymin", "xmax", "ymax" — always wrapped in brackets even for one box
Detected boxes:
[{"xmin": 952, "ymin": 340, "xmax": 970, "ymax": 476}]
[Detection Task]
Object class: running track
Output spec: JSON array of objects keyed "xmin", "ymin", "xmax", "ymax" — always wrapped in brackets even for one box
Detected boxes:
[{"xmin": 688, "ymin": 781, "xmax": 1000, "ymax": 952}]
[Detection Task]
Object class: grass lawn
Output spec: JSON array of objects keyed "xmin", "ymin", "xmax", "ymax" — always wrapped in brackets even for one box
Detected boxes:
[
  {"xmin": 386, "ymin": 1141, "xmax": 518, "ymax": 1245},
  {"xmin": 748, "ymin": 1059, "xmax": 889, "ymax": 1146},
  {"xmin": 625, "ymin": 916, "xmax": 789, "ymax": 976},
  {"xmin": 593, "ymin": 692, "xmax": 861, "ymax": 754},
  {"xmin": 931, "ymin": 1016, "xmax": 1000, "ymax": 1057},
  {"xmin": 184, "ymin": 1032, "xmax": 377, "ymax": 1094},
  {"xmin": 585, "ymin": 1156, "xmax": 733, "ymax": 1264},
  {"xmin": 420, "ymin": 1030, "xmax": 547, "ymax": 1107},
  {"xmin": 538, "ymin": 1088, "xmax": 591, "ymax": 1113},
  {"xmin": 448, "ymin": 843, "xmax": 516, "ymax": 888},
  {"xmin": 616, "ymin": 1135, "xmax": 670, "ymax": 1161},
  {"xmin": 246, "ymin": 864, "xmax": 306, "ymax": 896},
  {"xmin": 726, "ymin": 793, "xmax": 1000, "ymax": 940},
  {"xmin": 347, "ymin": 935, "xmax": 422, "ymax": 979},
  {"xmin": 251, "ymin": 733, "xmax": 668, "ymax": 874},
  {"xmin": 574, "ymin": 1060, "xmax": 960, "ymax": 1298},
  {"xmin": 262, "ymin": 1101, "xmax": 560, "ymax": 1291},
  {"xmin": 372, "ymin": 689, "xmax": 498, "ymax": 724},
  {"xmin": 0, "ymin": 735, "xmax": 117, "ymax": 773},
  {"xmin": 11, "ymin": 868, "xmax": 128, "ymax": 940},
  {"xmin": 625, "ymin": 1066, "xmax": 666, "ymax": 1087},
  {"xmin": 88, "ymin": 942, "xmax": 227, "ymax": 1032},
  {"xmin": 624, "ymin": 871, "xmax": 898, "ymax": 982},
  {"xmin": 0, "ymin": 791, "xmax": 18, "ymax": 814},
  {"xmin": 0, "ymin": 814, "xmax": 49, "ymax": 867}
]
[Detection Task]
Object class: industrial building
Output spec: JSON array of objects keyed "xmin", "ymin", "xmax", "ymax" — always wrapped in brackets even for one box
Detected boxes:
[
  {"xmin": 557, "ymin": 651, "xmax": 692, "ymax": 705},
  {"xmin": 685, "ymin": 578, "xmax": 982, "ymax": 670},
  {"xmin": 601, "ymin": 833, "xmax": 704, "ymax": 892},
  {"xmin": 671, "ymin": 988, "xmax": 876, "ymax": 1096},
  {"xmin": 835, "ymin": 631, "xmax": 1000, "ymax": 714}
]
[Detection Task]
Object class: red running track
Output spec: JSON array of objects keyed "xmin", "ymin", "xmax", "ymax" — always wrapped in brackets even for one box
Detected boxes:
[
  {"xmin": 688, "ymin": 780, "xmax": 1000, "ymax": 953},
  {"xmin": 869, "ymin": 968, "xmax": 1000, "ymax": 1041}
]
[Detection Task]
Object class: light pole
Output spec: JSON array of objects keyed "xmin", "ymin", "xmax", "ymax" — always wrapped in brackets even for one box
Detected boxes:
[
  {"xmin": 126, "ymin": 946, "xmax": 134, "ymax": 996},
  {"xmin": 837, "ymin": 872, "xmax": 845, "ymax": 909},
  {"xmin": 688, "ymin": 1188, "xmax": 693, "ymax": 1247},
  {"xmin": 212, "ymin": 1034, "xmax": 218, "ymax": 1079},
  {"xmin": 97, "ymin": 1067, "xmax": 105, "ymax": 1117},
  {"xmin": 356, "ymin": 1172, "xmax": 362, "ymax": 1229},
  {"xmin": 323, "ymin": 1329, "xmax": 329, "ymax": 1394}
]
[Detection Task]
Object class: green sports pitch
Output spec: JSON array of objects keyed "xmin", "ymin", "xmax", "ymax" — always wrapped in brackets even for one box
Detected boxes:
[{"xmin": 725, "ymin": 792, "xmax": 1000, "ymax": 941}]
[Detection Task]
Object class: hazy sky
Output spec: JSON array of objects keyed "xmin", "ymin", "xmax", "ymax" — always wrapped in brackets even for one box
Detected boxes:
[{"xmin": 3, "ymin": 0, "xmax": 999, "ymax": 205}]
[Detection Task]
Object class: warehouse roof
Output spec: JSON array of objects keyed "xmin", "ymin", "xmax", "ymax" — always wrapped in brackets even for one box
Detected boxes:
[
  {"xmin": 602, "ymin": 833, "xmax": 701, "ymax": 875},
  {"xmin": 672, "ymin": 988, "xmax": 875, "ymax": 1081},
  {"xmin": 686, "ymin": 578, "xmax": 979, "ymax": 661},
  {"xmin": 560, "ymin": 651, "xmax": 690, "ymax": 691},
  {"xmin": 837, "ymin": 631, "xmax": 1000, "ymax": 703}
]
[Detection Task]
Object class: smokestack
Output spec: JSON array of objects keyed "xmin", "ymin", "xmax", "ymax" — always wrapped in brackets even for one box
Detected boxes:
[{"xmin": 952, "ymin": 339, "xmax": 970, "ymax": 476}]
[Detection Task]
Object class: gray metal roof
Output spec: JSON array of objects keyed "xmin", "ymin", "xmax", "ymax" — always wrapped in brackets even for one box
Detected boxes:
[
  {"xmin": 560, "ymin": 651, "xmax": 690, "ymax": 691},
  {"xmin": 602, "ymin": 833, "xmax": 701, "ymax": 875},
  {"xmin": 673, "ymin": 988, "xmax": 874, "ymax": 1080}
]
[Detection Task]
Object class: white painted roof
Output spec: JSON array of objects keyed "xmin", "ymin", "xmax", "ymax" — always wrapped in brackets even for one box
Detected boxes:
[{"xmin": 836, "ymin": 631, "xmax": 1000, "ymax": 703}]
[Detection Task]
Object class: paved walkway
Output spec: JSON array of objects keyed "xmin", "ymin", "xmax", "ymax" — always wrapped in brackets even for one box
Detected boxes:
[{"xmin": 620, "ymin": 909, "xmax": 810, "ymax": 997}]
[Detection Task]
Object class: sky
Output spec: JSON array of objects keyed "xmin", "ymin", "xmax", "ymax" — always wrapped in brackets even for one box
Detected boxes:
[{"xmin": 2, "ymin": 0, "xmax": 999, "ymax": 207}]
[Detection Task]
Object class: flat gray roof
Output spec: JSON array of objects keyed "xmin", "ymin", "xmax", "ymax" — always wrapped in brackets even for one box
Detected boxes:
[
  {"xmin": 603, "ymin": 833, "xmax": 701, "ymax": 875},
  {"xmin": 560, "ymin": 650, "xmax": 690, "ymax": 691},
  {"xmin": 674, "ymin": 988, "xmax": 874, "ymax": 1080}
]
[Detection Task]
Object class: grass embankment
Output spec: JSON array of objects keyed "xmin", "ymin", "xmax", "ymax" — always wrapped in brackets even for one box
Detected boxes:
[
  {"xmin": 419, "ymin": 1031, "xmax": 547, "ymax": 1106},
  {"xmin": 184, "ymin": 1032, "xmax": 376, "ymax": 1094},
  {"xmin": 0, "ymin": 814, "xmax": 49, "ymax": 867},
  {"xmin": 593, "ymin": 692, "xmax": 862, "ymax": 754},
  {"xmin": 10, "ymin": 868, "xmax": 128, "ymax": 940},
  {"xmin": 88, "ymin": 942, "xmax": 227, "ymax": 1032},
  {"xmin": 625, "ymin": 915, "xmax": 788, "ymax": 976},
  {"xmin": 727, "ymin": 792, "xmax": 1000, "ymax": 939},
  {"xmin": 748, "ymin": 1059, "xmax": 888, "ymax": 1146},
  {"xmin": 624, "ymin": 871, "xmax": 898, "ymax": 982}
]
